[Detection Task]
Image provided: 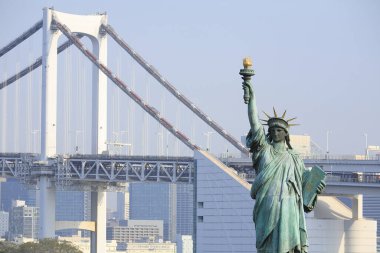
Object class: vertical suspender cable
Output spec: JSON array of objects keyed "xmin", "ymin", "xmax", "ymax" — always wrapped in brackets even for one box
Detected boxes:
[
  {"xmin": 103, "ymin": 24, "xmax": 249, "ymax": 156},
  {"xmin": 55, "ymin": 19, "xmax": 199, "ymax": 151}
]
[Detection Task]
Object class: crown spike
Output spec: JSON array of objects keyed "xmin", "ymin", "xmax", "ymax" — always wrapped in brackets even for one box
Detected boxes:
[
  {"xmin": 273, "ymin": 107, "xmax": 278, "ymax": 118},
  {"xmin": 288, "ymin": 124, "xmax": 300, "ymax": 127},
  {"xmin": 260, "ymin": 119, "xmax": 268, "ymax": 122},
  {"xmin": 262, "ymin": 111, "xmax": 271, "ymax": 119},
  {"xmin": 281, "ymin": 110, "xmax": 287, "ymax": 119},
  {"xmin": 287, "ymin": 117, "xmax": 297, "ymax": 122}
]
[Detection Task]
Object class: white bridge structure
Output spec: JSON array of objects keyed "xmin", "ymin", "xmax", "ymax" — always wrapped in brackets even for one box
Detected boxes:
[{"xmin": 0, "ymin": 8, "xmax": 379, "ymax": 253}]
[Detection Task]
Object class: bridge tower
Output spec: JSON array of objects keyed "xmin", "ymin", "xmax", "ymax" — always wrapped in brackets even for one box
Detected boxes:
[{"xmin": 40, "ymin": 8, "xmax": 107, "ymax": 253}]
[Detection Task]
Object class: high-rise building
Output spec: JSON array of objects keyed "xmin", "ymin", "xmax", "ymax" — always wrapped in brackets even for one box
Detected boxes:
[
  {"xmin": 9, "ymin": 200, "xmax": 39, "ymax": 240},
  {"xmin": 55, "ymin": 191, "xmax": 91, "ymax": 237},
  {"xmin": 176, "ymin": 184, "xmax": 193, "ymax": 237},
  {"xmin": 0, "ymin": 178, "xmax": 36, "ymax": 212},
  {"xmin": 0, "ymin": 210, "xmax": 9, "ymax": 237},
  {"xmin": 117, "ymin": 186, "xmax": 130, "ymax": 220},
  {"xmin": 129, "ymin": 182, "xmax": 176, "ymax": 242}
]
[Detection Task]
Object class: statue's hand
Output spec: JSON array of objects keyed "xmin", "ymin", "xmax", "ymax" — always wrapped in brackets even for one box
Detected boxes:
[
  {"xmin": 316, "ymin": 180, "xmax": 326, "ymax": 194},
  {"xmin": 242, "ymin": 82, "xmax": 253, "ymax": 103}
]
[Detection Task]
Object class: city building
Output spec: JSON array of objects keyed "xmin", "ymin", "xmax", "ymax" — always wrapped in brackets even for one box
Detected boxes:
[
  {"xmin": 129, "ymin": 183, "xmax": 177, "ymax": 241},
  {"xmin": 289, "ymin": 134, "xmax": 311, "ymax": 156},
  {"xmin": 58, "ymin": 233, "xmax": 119, "ymax": 253},
  {"xmin": 58, "ymin": 233, "xmax": 91, "ymax": 253},
  {"xmin": 106, "ymin": 240, "xmax": 118, "ymax": 253},
  {"xmin": 241, "ymin": 134, "xmax": 313, "ymax": 157},
  {"xmin": 176, "ymin": 234, "xmax": 193, "ymax": 253},
  {"xmin": 55, "ymin": 190, "xmax": 91, "ymax": 237},
  {"xmin": 117, "ymin": 186, "xmax": 130, "ymax": 220},
  {"xmin": 0, "ymin": 211, "xmax": 9, "ymax": 238},
  {"xmin": 9, "ymin": 200, "xmax": 39, "ymax": 240},
  {"xmin": 0, "ymin": 178, "xmax": 36, "ymax": 212},
  {"xmin": 125, "ymin": 242, "xmax": 176, "ymax": 253},
  {"xmin": 176, "ymin": 184, "xmax": 193, "ymax": 237},
  {"xmin": 107, "ymin": 220, "xmax": 163, "ymax": 244}
]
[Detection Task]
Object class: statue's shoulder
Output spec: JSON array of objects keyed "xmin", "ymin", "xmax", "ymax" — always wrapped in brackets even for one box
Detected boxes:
[{"xmin": 287, "ymin": 148, "xmax": 301, "ymax": 157}]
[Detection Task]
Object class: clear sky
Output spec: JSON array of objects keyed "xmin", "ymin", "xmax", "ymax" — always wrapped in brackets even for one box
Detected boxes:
[{"xmin": 0, "ymin": 0, "xmax": 379, "ymax": 156}]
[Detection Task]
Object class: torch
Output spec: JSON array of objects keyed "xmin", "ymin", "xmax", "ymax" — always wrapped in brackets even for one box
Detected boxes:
[{"xmin": 239, "ymin": 57, "xmax": 255, "ymax": 104}]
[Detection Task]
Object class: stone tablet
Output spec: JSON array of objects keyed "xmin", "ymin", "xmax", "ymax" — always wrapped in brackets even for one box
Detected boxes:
[{"xmin": 302, "ymin": 166, "xmax": 326, "ymax": 212}]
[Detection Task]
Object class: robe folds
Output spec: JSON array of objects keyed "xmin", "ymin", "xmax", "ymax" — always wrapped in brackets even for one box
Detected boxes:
[{"xmin": 247, "ymin": 126, "xmax": 308, "ymax": 253}]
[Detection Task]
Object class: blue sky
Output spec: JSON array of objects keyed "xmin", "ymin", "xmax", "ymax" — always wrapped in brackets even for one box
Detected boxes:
[{"xmin": 0, "ymin": 0, "xmax": 379, "ymax": 156}]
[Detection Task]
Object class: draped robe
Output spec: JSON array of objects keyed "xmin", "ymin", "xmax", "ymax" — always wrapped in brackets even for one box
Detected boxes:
[{"xmin": 247, "ymin": 126, "xmax": 308, "ymax": 253}]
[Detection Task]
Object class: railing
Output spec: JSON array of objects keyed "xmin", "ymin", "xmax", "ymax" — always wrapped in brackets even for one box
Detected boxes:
[
  {"xmin": 302, "ymin": 155, "xmax": 380, "ymax": 161},
  {"xmin": 239, "ymin": 171, "xmax": 380, "ymax": 185}
]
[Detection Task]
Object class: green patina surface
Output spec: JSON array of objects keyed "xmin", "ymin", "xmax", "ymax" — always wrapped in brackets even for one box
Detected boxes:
[{"xmin": 240, "ymin": 59, "xmax": 325, "ymax": 253}]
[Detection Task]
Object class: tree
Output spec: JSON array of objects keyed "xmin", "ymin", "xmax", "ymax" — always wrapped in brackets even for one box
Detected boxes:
[{"xmin": 0, "ymin": 239, "xmax": 83, "ymax": 253}]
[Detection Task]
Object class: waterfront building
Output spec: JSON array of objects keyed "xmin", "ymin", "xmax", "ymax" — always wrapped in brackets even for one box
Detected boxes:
[
  {"xmin": 106, "ymin": 219, "xmax": 163, "ymax": 244},
  {"xmin": 9, "ymin": 200, "xmax": 39, "ymax": 240},
  {"xmin": 125, "ymin": 242, "xmax": 176, "ymax": 253},
  {"xmin": 58, "ymin": 233, "xmax": 91, "ymax": 253},
  {"xmin": 195, "ymin": 150, "xmax": 377, "ymax": 253},
  {"xmin": 58, "ymin": 233, "xmax": 119, "ymax": 253}
]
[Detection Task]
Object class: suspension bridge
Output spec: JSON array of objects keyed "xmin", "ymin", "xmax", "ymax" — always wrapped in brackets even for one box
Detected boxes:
[
  {"xmin": 0, "ymin": 8, "xmax": 250, "ymax": 253},
  {"xmin": 1, "ymin": 8, "xmax": 379, "ymax": 253}
]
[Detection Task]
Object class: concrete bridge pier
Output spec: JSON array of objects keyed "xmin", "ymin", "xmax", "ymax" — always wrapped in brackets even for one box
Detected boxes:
[
  {"xmin": 91, "ymin": 191, "xmax": 107, "ymax": 253},
  {"xmin": 38, "ymin": 176, "xmax": 56, "ymax": 239}
]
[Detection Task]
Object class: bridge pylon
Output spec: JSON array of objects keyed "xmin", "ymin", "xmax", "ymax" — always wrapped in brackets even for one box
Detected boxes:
[{"xmin": 39, "ymin": 8, "xmax": 108, "ymax": 253}]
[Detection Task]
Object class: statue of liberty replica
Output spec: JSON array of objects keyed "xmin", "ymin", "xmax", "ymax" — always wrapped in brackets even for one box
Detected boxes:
[{"xmin": 240, "ymin": 58, "xmax": 325, "ymax": 253}]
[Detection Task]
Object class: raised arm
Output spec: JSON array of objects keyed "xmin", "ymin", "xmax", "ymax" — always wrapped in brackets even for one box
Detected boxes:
[
  {"xmin": 246, "ymin": 84, "xmax": 261, "ymax": 133},
  {"xmin": 240, "ymin": 57, "xmax": 262, "ymax": 134}
]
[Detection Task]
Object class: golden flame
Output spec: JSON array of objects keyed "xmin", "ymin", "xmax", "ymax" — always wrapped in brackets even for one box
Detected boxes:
[{"xmin": 243, "ymin": 57, "xmax": 253, "ymax": 68}]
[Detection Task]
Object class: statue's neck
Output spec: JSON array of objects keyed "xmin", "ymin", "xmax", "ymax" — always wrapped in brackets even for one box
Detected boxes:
[{"xmin": 272, "ymin": 141, "xmax": 287, "ymax": 151}]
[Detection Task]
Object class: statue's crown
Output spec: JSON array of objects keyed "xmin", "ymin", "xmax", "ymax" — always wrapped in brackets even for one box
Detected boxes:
[{"xmin": 261, "ymin": 107, "xmax": 298, "ymax": 131}]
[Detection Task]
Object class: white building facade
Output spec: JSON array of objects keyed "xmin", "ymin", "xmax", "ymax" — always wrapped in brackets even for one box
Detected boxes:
[
  {"xmin": 176, "ymin": 234, "xmax": 193, "ymax": 253},
  {"xmin": 195, "ymin": 150, "xmax": 377, "ymax": 253}
]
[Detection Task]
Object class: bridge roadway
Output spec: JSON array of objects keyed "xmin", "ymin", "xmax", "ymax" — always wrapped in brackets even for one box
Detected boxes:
[
  {"xmin": 1, "ymin": 153, "xmax": 380, "ymax": 190},
  {"xmin": 0, "ymin": 153, "xmax": 194, "ymax": 190},
  {"xmin": 224, "ymin": 156, "xmax": 380, "ymax": 196}
]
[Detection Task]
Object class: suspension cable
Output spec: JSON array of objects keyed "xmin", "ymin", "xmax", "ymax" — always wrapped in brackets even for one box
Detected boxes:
[
  {"xmin": 54, "ymin": 19, "xmax": 200, "ymax": 152},
  {"xmin": 0, "ymin": 35, "xmax": 83, "ymax": 90},
  {"xmin": 102, "ymin": 24, "xmax": 249, "ymax": 156},
  {"xmin": 0, "ymin": 20, "xmax": 43, "ymax": 58}
]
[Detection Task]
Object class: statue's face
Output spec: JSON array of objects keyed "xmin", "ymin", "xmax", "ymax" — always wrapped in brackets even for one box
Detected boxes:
[{"xmin": 269, "ymin": 127, "xmax": 288, "ymax": 143}]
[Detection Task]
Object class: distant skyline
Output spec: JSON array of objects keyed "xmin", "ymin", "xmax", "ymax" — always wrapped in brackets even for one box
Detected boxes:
[{"xmin": 0, "ymin": 0, "xmax": 379, "ymax": 155}]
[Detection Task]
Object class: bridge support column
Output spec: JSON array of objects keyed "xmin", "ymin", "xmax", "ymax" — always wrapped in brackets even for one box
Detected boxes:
[
  {"xmin": 352, "ymin": 194, "xmax": 363, "ymax": 219},
  {"xmin": 91, "ymin": 33, "xmax": 108, "ymax": 155},
  {"xmin": 38, "ymin": 176, "xmax": 56, "ymax": 238},
  {"xmin": 91, "ymin": 191, "xmax": 106, "ymax": 253},
  {"xmin": 41, "ymin": 8, "xmax": 60, "ymax": 159}
]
